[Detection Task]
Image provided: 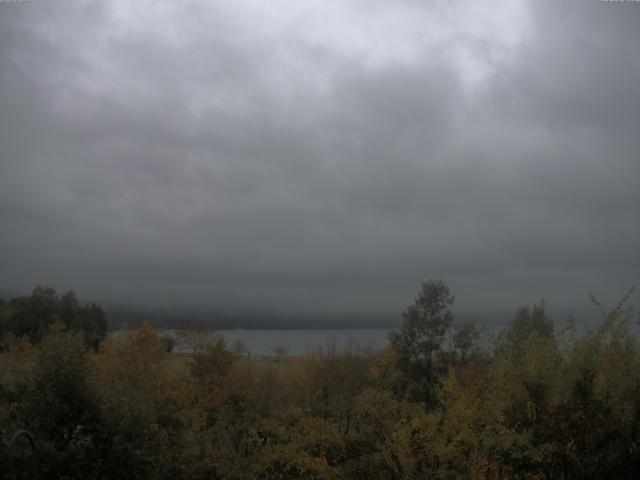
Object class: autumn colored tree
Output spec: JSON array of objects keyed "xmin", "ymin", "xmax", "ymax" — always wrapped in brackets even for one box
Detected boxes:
[
  {"xmin": 176, "ymin": 319, "xmax": 215, "ymax": 352},
  {"xmin": 3, "ymin": 283, "xmax": 640, "ymax": 479}
]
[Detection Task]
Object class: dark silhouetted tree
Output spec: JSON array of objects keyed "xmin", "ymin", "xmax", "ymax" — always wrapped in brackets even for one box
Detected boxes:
[
  {"xmin": 389, "ymin": 280, "xmax": 454, "ymax": 404},
  {"xmin": 0, "ymin": 286, "xmax": 107, "ymax": 348},
  {"xmin": 272, "ymin": 345, "xmax": 287, "ymax": 362}
]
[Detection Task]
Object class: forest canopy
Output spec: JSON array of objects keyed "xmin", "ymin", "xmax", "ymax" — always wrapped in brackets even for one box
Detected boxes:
[
  {"xmin": 0, "ymin": 282, "xmax": 639, "ymax": 479},
  {"xmin": 0, "ymin": 286, "xmax": 107, "ymax": 349}
]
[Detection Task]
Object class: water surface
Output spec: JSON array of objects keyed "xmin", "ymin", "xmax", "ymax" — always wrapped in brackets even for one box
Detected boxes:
[{"xmin": 170, "ymin": 328, "xmax": 393, "ymax": 356}]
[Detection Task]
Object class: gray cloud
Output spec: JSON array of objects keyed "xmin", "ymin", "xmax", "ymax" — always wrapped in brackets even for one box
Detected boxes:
[{"xmin": 1, "ymin": 0, "xmax": 639, "ymax": 324}]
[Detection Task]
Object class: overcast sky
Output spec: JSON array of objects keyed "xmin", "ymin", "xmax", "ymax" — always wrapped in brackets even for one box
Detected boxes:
[{"xmin": 1, "ymin": 0, "xmax": 639, "ymax": 323}]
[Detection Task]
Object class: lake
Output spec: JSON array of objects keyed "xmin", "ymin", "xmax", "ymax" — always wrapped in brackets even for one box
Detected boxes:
[{"xmin": 166, "ymin": 328, "xmax": 394, "ymax": 357}]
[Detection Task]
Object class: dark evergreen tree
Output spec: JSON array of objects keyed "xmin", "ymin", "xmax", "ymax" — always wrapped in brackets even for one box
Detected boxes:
[{"xmin": 0, "ymin": 286, "xmax": 107, "ymax": 348}]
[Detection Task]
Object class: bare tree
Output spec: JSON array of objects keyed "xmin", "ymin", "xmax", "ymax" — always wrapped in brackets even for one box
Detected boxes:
[{"xmin": 232, "ymin": 339, "xmax": 250, "ymax": 358}]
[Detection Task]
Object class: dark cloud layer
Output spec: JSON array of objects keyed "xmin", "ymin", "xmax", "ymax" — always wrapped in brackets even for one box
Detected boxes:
[{"xmin": 1, "ymin": 0, "xmax": 639, "ymax": 324}]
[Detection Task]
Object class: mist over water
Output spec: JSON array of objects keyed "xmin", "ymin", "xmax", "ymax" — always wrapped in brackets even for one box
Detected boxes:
[{"xmin": 166, "ymin": 328, "xmax": 393, "ymax": 357}]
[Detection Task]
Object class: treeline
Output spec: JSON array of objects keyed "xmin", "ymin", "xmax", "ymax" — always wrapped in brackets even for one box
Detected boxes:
[
  {"xmin": 1, "ymin": 282, "xmax": 640, "ymax": 479},
  {"xmin": 0, "ymin": 286, "xmax": 107, "ymax": 349},
  {"xmin": 106, "ymin": 309, "xmax": 393, "ymax": 332}
]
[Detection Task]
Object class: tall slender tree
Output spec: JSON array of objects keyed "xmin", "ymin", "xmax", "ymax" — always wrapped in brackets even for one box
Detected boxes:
[{"xmin": 389, "ymin": 280, "xmax": 455, "ymax": 404}]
